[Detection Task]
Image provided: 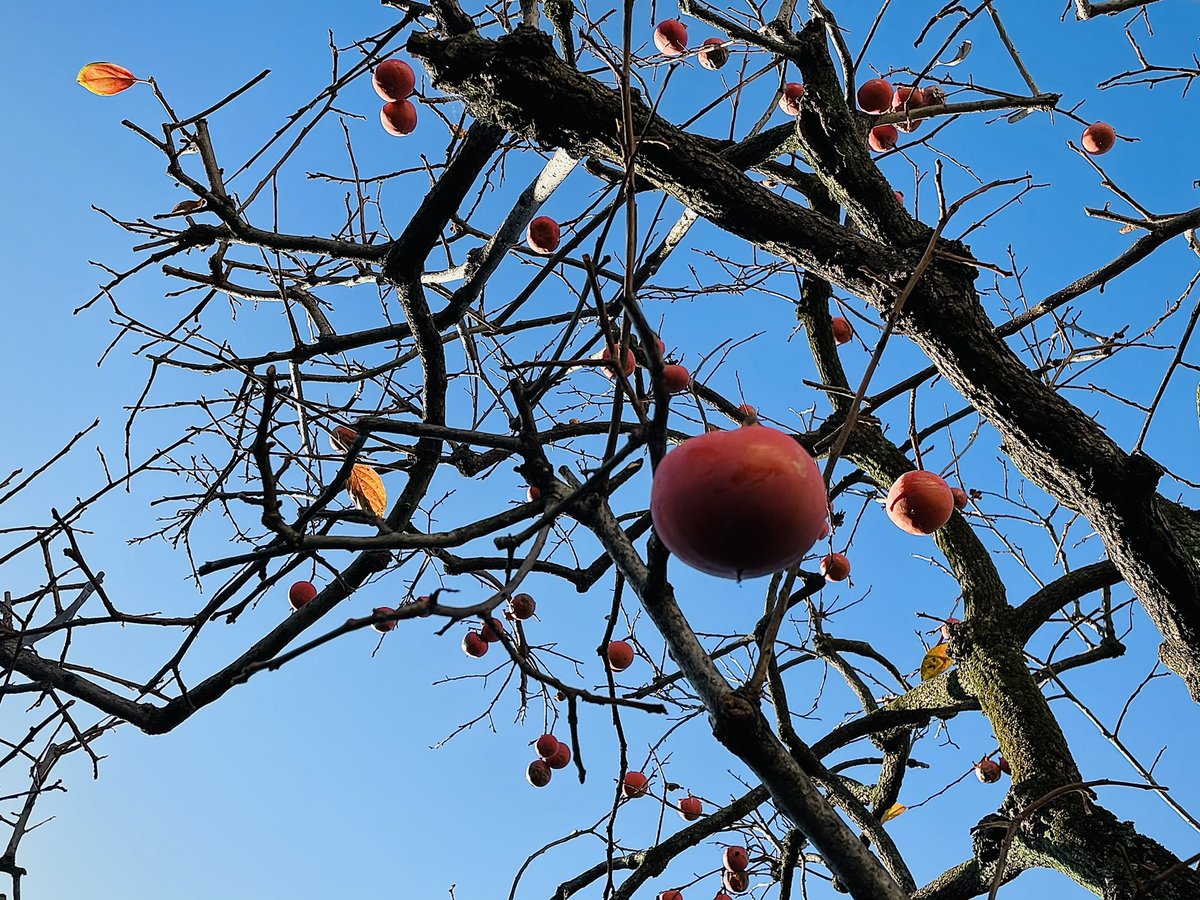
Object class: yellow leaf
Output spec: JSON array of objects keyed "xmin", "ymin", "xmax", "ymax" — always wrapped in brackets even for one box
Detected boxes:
[
  {"xmin": 920, "ymin": 643, "xmax": 953, "ymax": 681},
  {"xmin": 347, "ymin": 464, "xmax": 387, "ymax": 517},
  {"xmin": 77, "ymin": 62, "xmax": 138, "ymax": 96},
  {"xmin": 880, "ymin": 803, "xmax": 907, "ymax": 824}
]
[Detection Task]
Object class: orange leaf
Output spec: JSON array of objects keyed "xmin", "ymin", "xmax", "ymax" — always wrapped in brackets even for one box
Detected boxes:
[
  {"xmin": 347, "ymin": 464, "xmax": 387, "ymax": 517},
  {"xmin": 77, "ymin": 62, "xmax": 138, "ymax": 96},
  {"xmin": 920, "ymin": 643, "xmax": 954, "ymax": 682},
  {"xmin": 880, "ymin": 803, "xmax": 907, "ymax": 824}
]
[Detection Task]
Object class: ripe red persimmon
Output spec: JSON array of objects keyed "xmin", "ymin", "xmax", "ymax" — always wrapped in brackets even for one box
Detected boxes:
[
  {"xmin": 951, "ymin": 486, "xmax": 968, "ymax": 510},
  {"xmin": 658, "ymin": 891, "xmax": 683, "ymax": 900},
  {"xmin": 650, "ymin": 425, "xmax": 829, "ymax": 579},
  {"xmin": 380, "ymin": 100, "xmax": 417, "ymax": 136},
  {"xmin": 678, "ymin": 795, "xmax": 702, "ymax": 820},
  {"xmin": 462, "ymin": 631, "xmax": 489, "ymax": 657},
  {"xmin": 698, "ymin": 37, "xmax": 729, "ymax": 70},
  {"xmin": 1082, "ymin": 122, "xmax": 1115, "ymax": 155},
  {"xmin": 288, "ymin": 581, "xmax": 317, "ymax": 611},
  {"xmin": 940, "ymin": 616, "xmax": 960, "ymax": 642},
  {"xmin": 480, "ymin": 616, "xmax": 506, "ymax": 643},
  {"xmin": 654, "ymin": 19, "xmax": 688, "ymax": 56},
  {"xmin": 869, "ymin": 124, "xmax": 898, "ymax": 152},
  {"xmin": 600, "ymin": 345, "xmax": 637, "ymax": 378},
  {"xmin": 622, "ymin": 770, "xmax": 649, "ymax": 798},
  {"xmin": 778, "ymin": 82, "xmax": 805, "ymax": 116},
  {"xmin": 820, "ymin": 553, "xmax": 851, "ymax": 582},
  {"xmin": 527, "ymin": 759, "xmax": 552, "ymax": 787},
  {"xmin": 510, "ymin": 592, "xmax": 536, "ymax": 620},
  {"xmin": 975, "ymin": 758, "xmax": 1002, "ymax": 784},
  {"xmin": 372, "ymin": 58, "xmax": 415, "ymax": 101},
  {"xmin": 371, "ymin": 606, "xmax": 397, "ymax": 633},
  {"xmin": 663, "ymin": 364, "xmax": 691, "ymax": 394},
  {"xmin": 831, "ymin": 316, "xmax": 853, "ymax": 345},
  {"xmin": 723, "ymin": 846, "xmax": 749, "ymax": 872},
  {"xmin": 527, "ymin": 216, "xmax": 561, "ymax": 253},
  {"xmin": 607, "ymin": 640, "xmax": 635, "ymax": 672},
  {"xmin": 722, "ymin": 870, "xmax": 750, "ymax": 894},
  {"xmin": 894, "ymin": 190, "xmax": 905, "ymax": 205},
  {"xmin": 886, "ymin": 470, "xmax": 955, "ymax": 535},
  {"xmin": 892, "ymin": 85, "xmax": 927, "ymax": 111},
  {"xmin": 547, "ymin": 741, "xmax": 572, "ymax": 769},
  {"xmin": 892, "ymin": 87, "xmax": 929, "ymax": 132},
  {"xmin": 857, "ymin": 77, "xmax": 894, "ymax": 114},
  {"xmin": 526, "ymin": 485, "xmax": 541, "ymax": 502},
  {"xmin": 536, "ymin": 734, "xmax": 559, "ymax": 758}
]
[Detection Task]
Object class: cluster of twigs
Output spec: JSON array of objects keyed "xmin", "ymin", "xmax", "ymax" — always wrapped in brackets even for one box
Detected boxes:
[{"xmin": 2, "ymin": 1, "xmax": 1199, "ymax": 898}]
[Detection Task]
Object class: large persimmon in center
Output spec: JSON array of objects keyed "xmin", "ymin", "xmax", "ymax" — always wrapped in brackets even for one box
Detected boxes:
[{"xmin": 650, "ymin": 425, "xmax": 829, "ymax": 580}]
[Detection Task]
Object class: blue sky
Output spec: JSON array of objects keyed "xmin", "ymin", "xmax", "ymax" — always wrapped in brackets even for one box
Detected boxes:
[{"xmin": 2, "ymin": 2, "xmax": 1199, "ymax": 899}]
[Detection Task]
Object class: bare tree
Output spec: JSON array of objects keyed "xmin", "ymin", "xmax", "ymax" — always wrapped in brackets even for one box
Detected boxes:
[{"xmin": 3, "ymin": 2, "xmax": 1199, "ymax": 899}]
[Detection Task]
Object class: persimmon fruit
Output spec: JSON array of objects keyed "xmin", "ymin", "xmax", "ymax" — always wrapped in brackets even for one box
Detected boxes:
[
  {"xmin": 288, "ymin": 581, "xmax": 317, "ymax": 610},
  {"xmin": 869, "ymin": 124, "xmax": 898, "ymax": 152},
  {"xmin": 723, "ymin": 846, "xmax": 749, "ymax": 872},
  {"xmin": 380, "ymin": 100, "xmax": 417, "ymax": 136},
  {"xmin": 1082, "ymin": 122, "xmax": 1115, "ymax": 155},
  {"xmin": 480, "ymin": 616, "xmax": 506, "ymax": 643},
  {"xmin": 885, "ymin": 470, "xmax": 955, "ymax": 535},
  {"xmin": 975, "ymin": 758, "xmax": 1002, "ymax": 783},
  {"xmin": 654, "ymin": 19, "xmax": 688, "ymax": 56},
  {"xmin": 831, "ymin": 316, "xmax": 853, "ymax": 345},
  {"xmin": 527, "ymin": 216, "xmax": 561, "ymax": 254},
  {"xmin": 607, "ymin": 640, "xmax": 635, "ymax": 672},
  {"xmin": 723, "ymin": 871, "xmax": 750, "ymax": 894},
  {"xmin": 857, "ymin": 77, "xmax": 894, "ymax": 114},
  {"xmin": 373, "ymin": 59, "xmax": 415, "ymax": 101},
  {"xmin": 820, "ymin": 553, "xmax": 851, "ymax": 582},
  {"xmin": 663, "ymin": 364, "xmax": 691, "ymax": 394},
  {"xmin": 622, "ymin": 770, "xmax": 649, "ymax": 798},
  {"xmin": 698, "ymin": 37, "xmax": 729, "ymax": 70},
  {"xmin": 462, "ymin": 632, "xmax": 489, "ymax": 657},
  {"xmin": 650, "ymin": 425, "xmax": 829, "ymax": 579},
  {"xmin": 371, "ymin": 607, "xmax": 397, "ymax": 633},
  {"xmin": 547, "ymin": 742, "xmax": 572, "ymax": 769},
  {"xmin": 779, "ymin": 82, "xmax": 805, "ymax": 116},
  {"xmin": 510, "ymin": 593, "xmax": 536, "ymax": 620}
]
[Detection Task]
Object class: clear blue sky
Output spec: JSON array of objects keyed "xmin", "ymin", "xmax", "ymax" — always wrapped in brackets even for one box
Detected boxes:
[{"xmin": 2, "ymin": 2, "xmax": 1198, "ymax": 899}]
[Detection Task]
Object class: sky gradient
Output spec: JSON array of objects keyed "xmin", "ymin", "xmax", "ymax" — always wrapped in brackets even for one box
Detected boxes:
[{"xmin": 2, "ymin": 2, "xmax": 1199, "ymax": 899}]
